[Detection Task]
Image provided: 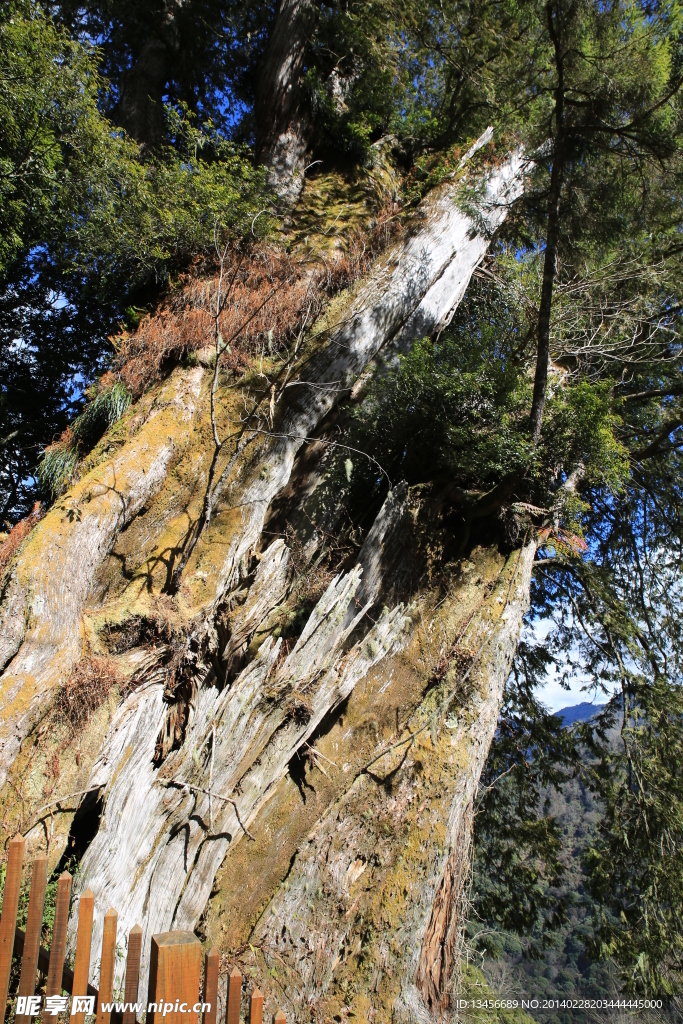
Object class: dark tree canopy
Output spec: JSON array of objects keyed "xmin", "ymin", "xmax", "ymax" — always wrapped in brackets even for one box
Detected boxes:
[{"xmin": 48, "ymin": 0, "xmax": 275, "ymax": 145}]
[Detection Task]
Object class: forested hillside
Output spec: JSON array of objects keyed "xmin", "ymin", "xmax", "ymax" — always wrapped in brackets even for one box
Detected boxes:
[
  {"xmin": 1, "ymin": 0, "xmax": 683, "ymax": 1019},
  {"xmin": 469, "ymin": 706, "xmax": 613, "ymax": 1019}
]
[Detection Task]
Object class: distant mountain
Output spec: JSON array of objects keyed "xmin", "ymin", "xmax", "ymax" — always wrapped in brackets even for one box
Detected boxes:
[{"xmin": 554, "ymin": 701, "xmax": 606, "ymax": 726}]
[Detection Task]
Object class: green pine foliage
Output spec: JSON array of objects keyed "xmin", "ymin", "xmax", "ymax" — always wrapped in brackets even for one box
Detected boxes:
[
  {"xmin": 356, "ymin": 317, "xmax": 534, "ymax": 491},
  {"xmin": 0, "ymin": 1, "xmax": 270, "ymax": 290},
  {"xmin": 471, "ymin": 659, "xmax": 580, "ymax": 957},
  {"xmin": 470, "ymin": 720, "xmax": 618, "ymax": 1019},
  {"xmin": 585, "ymin": 681, "xmax": 683, "ymax": 995},
  {"xmin": 1, "ymin": 0, "xmax": 270, "ymax": 520},
  {"xmin": 347, "ymin": 271, "xmax": 628, "ymax": 504}
]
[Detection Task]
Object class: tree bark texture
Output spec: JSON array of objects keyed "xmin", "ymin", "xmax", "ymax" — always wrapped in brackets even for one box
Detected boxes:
[
  {"xmin": 116, "ymin": 35, "xmax": 170, "ymax": 147},
  {"xmin": 0, "ymin": 142, "xmax": 531, "ymax": 1021},
  {"xmin": 255, "ymin": 0, "xmax": 320, "ymax": 192},
  {"xmin": 242, "ymin": 540, "xmax": 537, "ymax": 1023}
]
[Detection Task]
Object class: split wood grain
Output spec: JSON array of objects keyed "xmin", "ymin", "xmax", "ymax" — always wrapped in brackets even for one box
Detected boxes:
[
  {"xmin": 71, "ymin": 889, "xmax": 94, "ymax": 1024},
  {"xmin": 122, "ymin": 924, "xmax": 143, "ymax": 1024},
  {"xmin": 16, "ymin": 854, "xmax": 48, "ymax": 1018},
  {"xmin": 95, "ymin": 908, "xmax": 118, "ymax": 1024},
  {"xmin": 46, "ymin": 871, "xmax": 72, "ymax": 996},
  {"xmin": 69, "ymin": 150, "xmax": 527, "ymax": 996},
  {"xmin": 0, "ymin": 834, "xmax": 25, "ymax": 1015}
]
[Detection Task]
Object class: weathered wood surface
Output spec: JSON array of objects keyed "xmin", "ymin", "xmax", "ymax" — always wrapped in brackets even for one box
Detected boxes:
[
  {"xmin": 0, "ymin": 138, "xmax": 534, "ymax": 1019},
  {"xmin": 0, "ymin": 141, "xmax": 523, "ymax": 791},
  {"xmin": 32, "ymin": 144, "xmax": 525, "ymax": 996},
  {"xmin": 0, "ymin": 369, "xmax": 205, "ymax": 786},
  {"xmin": 246, "ymin": 542, "xmax": 537, "ymax": 1023},
  {"xmin": 75, "ymin": 535, "xmax": 411, "ymax": 991}
]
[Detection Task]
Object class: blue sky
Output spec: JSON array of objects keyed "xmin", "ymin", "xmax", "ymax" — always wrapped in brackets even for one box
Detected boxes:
[{"xmin": 528, "ymin": 613, "xmax": 617, "ymax": 713}]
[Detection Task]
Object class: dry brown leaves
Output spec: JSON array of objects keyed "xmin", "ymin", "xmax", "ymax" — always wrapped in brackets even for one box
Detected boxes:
[
  {"xmin": 54, "ymin": 656, "xmax": 123, "ymax": 733},
  {"xmin": 105, "ymin": 199, "xmax": 403, "ymax": 401},
  {"xmin": 0, "ymin": 501, "xmax": 44, "ymax": 579},
  {"xmin": 284, "ymin": 522, "xmax": 337, "ymax": 608}
]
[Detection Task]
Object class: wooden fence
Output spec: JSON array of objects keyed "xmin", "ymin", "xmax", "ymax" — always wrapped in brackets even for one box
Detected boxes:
[{"xmin": 0, "ymin": 837, "xmax": 286, "ymax": 1023}]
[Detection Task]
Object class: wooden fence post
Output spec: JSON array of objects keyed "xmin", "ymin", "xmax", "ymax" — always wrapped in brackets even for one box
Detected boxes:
[
  {"xmin": 0, "ymin": 834, "xmax": 25, "ymax": 1015},
  {"xmin": 273, "ymin": 1010, "xmax": 286, "ymax": 1024},
  {"xmin": 249, "ymin": 988, "xmax": 263, "ymax": 1024},
  {"xmin": 122, "ymin": 924, "xmax": 143, "ymax": 1024},
  {"xmin": 226, "ymin": 965, "xmax": 242, "ymax": 1024},
  {"xmin": 146, "ymin": 931, "xmax": 201, "ymax": 1024},
  {"xmin": 95, "ymin": 908, "xmax": 118, "ymax": 1024},
  {"xmin": 71, "ymin": 889, "xmax": 94, "ymax": 1024},
  {"xmin": 16, "ymin": 854, "xmax": 48, "ymax": 1020},
  {"xmin": 203, "ymin": 948, "xmax": 218, "ymax": 1024},
  {"xmin": 46, "ymin": 871, "xmax": 72, "ymax": 996}
]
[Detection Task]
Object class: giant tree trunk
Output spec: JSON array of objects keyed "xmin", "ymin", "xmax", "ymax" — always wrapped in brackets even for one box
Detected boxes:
[
  {"xmin": 0, "ymin": 144, "xmax": 530, "ymax": 1021},
  {"xmin": 241, "ymin": 538, "xmax": 537, "ymax": 1022},
  {"xmin": 255, "ymin": 0, "xmax": 320, "ymax": 192},
  {"xmin": 116, "ymin": 35, "xmax": 171, "ymax": 147},
  {"xmin": 114, "ymin": 1, "xmax": 183, "ymax": 147}
]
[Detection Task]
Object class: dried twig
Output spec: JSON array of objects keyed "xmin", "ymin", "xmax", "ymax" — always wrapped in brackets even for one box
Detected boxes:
[
  {"xmin": 163, "ymin": 781, "xmax": 255, "ymax": 840},
  {"xmin": 23, "ymin": 788, "xmax": 96, "ymax": 836}
]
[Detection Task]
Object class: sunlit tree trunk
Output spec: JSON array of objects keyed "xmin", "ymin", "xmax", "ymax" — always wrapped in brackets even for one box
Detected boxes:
[{"xmin": 255, "ymin": 0, "xmax": 319, "ymax": 189}]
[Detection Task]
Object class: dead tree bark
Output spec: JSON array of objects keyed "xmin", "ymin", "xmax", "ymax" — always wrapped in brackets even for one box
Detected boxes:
[
  {"xmin": 0, "ymin": 140, "xmax": 530, "ymax": 1019},
  {"xmin": 247, "ymin": 541, "xmax": 537, "ymax": 1023}
]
